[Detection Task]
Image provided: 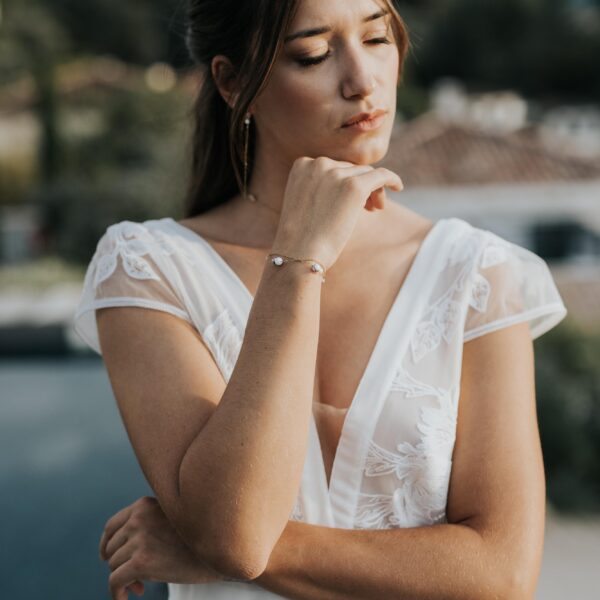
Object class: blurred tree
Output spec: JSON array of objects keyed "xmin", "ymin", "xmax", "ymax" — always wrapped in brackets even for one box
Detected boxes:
[
  {"xmin": 48, "ymin": 0, "xmax": 189, "ymax": 67},
  {"xmin": 1, "ymin": 0, "xmax": 70, "ymax": 182},
  {"xmin": 536, "ymin": 321, "xmax": 600, "ymax": 514},
  {"xmin": 409, "ymin": 0, "xmax": 600, "ymax": 102}
]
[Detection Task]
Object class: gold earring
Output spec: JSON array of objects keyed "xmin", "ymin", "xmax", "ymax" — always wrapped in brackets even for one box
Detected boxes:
[{"xmin": 243, "ymin": 113, "xmax": 257, "ymax": 203}]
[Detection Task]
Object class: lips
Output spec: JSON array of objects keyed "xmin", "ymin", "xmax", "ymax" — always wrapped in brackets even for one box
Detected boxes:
[{"xmin": 342, "ymin": 109, "xmax": 388, "ymax": 128}]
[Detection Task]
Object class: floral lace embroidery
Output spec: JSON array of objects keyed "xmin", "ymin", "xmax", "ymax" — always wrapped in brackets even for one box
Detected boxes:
[
  {"xmin": 92, "ymin": 221, "xmax": 195, "ymax": 290},
  {"xmin": 481, "ymin": 243, "xmax": 509, "ymax": 269},
  {"xmin": 409, "ymin": 232, "xmax": 511, "ymax": 363},
  {"xmin": 355, "ymin": 368, "xmax": 458, "ymax": 529},
  {"xmin": 409, "ymin": 272, "xmax": 469, "ymax": 364},
  {"xmin": 202, "ymin": 308, "xmax": 243, "ymax": 382}
]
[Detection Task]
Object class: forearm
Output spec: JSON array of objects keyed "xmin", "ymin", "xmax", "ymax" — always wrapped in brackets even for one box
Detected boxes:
[
  {"xmin": 178, "ymin": 260, "xmax": 322, "ymax": 571},
  {"xmin": 254, "ymin": 520, "xmax": 511, "ymax": 600}
]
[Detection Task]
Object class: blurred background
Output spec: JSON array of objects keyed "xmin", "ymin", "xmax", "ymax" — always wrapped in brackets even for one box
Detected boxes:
[{"xmin": 0, "ymin": 0, "xmax": 599, "ymax": 598}]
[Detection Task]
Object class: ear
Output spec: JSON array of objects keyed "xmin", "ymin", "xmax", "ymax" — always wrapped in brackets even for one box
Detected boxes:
[{"xmin": 211, "ymin": 55, "xmax": 241, "ymax": 109}]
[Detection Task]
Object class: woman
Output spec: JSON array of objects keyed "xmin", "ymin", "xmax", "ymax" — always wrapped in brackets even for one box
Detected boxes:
[{"xmin": 73, "ymin": 0, "xmax": 567, "ymax": 598}]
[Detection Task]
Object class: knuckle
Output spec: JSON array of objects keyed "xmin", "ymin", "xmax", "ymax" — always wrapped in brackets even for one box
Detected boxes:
[
  {"xmin": 135, "ymin": 535, "xmax": 150, "ymax": 554},
  {"xmin": 128, "ymin": 515, "xmax": 143, "ymax": 530},
  {"xmin": 341, "ymin": 177, "xmax": 360, "ymax": 193},
  {"xmin": 313, "ymin": 156, "xmax": 330, "ymax": 169},
  {"xmin": 129, "ymin": 553, "xmax": 142, "ymax": 569},
  {"xmin": 292, "ymin": 156, "xmax": 310, "ymax": 170},
  {"xmin": 330, "ymin": 168, "xmax": 346, "ymax": 181},
  {"xmin": 130, "ymin": 554, "xmax": 149, "ymax": 577}
]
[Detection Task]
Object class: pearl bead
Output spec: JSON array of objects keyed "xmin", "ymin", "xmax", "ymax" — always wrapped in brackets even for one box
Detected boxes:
[
  {"xmin": 272, "ymin": 256, "xmax": 284, "ymax": 266},
  {"xmin": 311, "ymin": 263, "xmax": 323, "ymax": 273}
]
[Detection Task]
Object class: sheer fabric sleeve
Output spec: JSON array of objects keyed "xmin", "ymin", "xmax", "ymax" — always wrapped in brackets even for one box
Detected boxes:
[
  {"xmin": 463, "ymin": 231, "xmax": 567, "ymax": 342},
  {"xmin": 73, "ymin": 221, "xmax": 193, "ymax": 355}
]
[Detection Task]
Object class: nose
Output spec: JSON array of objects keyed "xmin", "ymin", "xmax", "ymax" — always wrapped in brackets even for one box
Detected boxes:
[{"xmin": 341, "ymin": 46, "xmax": 376, "ymax": 99}]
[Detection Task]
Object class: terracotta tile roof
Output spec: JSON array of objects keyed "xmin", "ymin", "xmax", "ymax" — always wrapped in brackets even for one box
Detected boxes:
[{"xmin": 376, "ymin": 112, "xmax": 600, "ymax": 187}]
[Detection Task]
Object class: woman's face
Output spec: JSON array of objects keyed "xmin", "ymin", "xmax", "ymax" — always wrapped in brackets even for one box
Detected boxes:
[{"xmin": 252, "ymin": 0, "xmax": 400, "ymax": 166}]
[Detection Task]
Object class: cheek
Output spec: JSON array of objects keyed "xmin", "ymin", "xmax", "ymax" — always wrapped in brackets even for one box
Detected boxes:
[
  {"xmin": 383, "ymin": 48, "xmax": 400, "ymax": 88},
  {"xmin": 264, "ymin": 71, "xmax": 333, "ymax": 127}
]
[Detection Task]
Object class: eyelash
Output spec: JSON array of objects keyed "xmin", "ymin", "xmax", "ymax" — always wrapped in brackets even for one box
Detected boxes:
[{"xmin": 296, "ymin": 37, "xmax": 392, "ymax": 68}]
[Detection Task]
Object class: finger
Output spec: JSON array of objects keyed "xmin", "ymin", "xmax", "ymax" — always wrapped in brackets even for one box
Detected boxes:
[
  {"xmin": 311, "ymin": 156, "xmax": 357, "ymax": 168},
  {"xmin": 364, "ymin": 192, "xmax": 377, "ymax": 211},
  {"xmin": 100, "ymin": 506, "xmax": 134, "ymax": 560},
  {"xmin": 107, "ymin": 540, "xmax": 134, "ymax": 572},
  {"xmin": 331, "ymin": 164, "xmax": 374, "ymax": 178},
  {"xmin": 127, "ymin": 581, "xmax": 145, "ymax": 596},
  {"xmin": 369, "ymin": 187, "xmax": 386, "ymax": 210},
  {"xmin": 351, "ymin": 168, "xmax": 403, "ymax": 196},
  {"xmin": 109, "ymin": 560, "xmax": 144, "ymax": 600},
  {"xmin": 105, "ymin": 527, "xmax": 131, "ymax": 561}
]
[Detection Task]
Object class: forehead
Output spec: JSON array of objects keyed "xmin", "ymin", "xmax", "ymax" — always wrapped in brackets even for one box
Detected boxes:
[{"xmin": 289, "ymin": 0, "xmax": 387, "ymax": 28}]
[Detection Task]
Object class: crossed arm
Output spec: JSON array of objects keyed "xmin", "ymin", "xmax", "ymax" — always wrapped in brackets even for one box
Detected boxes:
[
  {"xmin": 250, "ymin": 321, "xmax": 545, "ymax": 600},
  {"xmin": 99, "ymin": 305, "xmax": 545, "ymax": 599},
  {"xmin": 254, "ymin": 519, "xmax": 508, "ymax": 600}
]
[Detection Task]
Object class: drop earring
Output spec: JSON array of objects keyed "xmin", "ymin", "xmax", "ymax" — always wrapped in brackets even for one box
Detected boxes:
[
  {"xmin": 243, "ymin": 113, "xmax": 257, "ymax": 203},
  {"xmin": 242, "ymin": 113, "xmax": 281, "ymax": 216}
]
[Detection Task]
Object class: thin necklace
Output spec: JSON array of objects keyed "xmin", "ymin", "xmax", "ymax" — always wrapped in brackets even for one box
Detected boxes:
[{"xmin": 246, "ymin": 191, "xmax": 282, "ymax": 216}]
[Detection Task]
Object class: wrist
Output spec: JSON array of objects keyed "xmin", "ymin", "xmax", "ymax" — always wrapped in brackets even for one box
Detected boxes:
[
  {"xmin": 271, "ymin": 231, "xmax": 332, "ymax": 270},
  {"xmin": 261, "ymin": 253, "xmax": 326, "ymax": 293}
]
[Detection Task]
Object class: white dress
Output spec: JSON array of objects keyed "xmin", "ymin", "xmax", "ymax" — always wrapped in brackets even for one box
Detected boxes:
[{"xmin": 73, "ymin": 215, "xmax": 567, "ymax": 599}]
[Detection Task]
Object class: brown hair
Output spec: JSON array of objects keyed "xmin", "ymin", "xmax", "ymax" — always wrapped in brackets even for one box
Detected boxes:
[{"xmin": 183, "ymin": 0, "xmax": 411, "ymax": 217}]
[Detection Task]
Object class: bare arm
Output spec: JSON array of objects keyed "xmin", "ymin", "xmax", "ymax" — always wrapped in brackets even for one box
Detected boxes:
[
  {"xmin": 251, "ymin": 321, "xmax": 545, "ymax": 600},
  {"xmin": 176, "ymin": 259, "xmax": 323, "ymax": 576},
  {"xmin": 157, "ymin": 162, "xmax": 399, "ymax": 578},
  {"xmin": 96, "ymin": 159, "xmax": 403, "ymax": 582},
  {"xmin": 97, "ymin": 256, "xmax": 323, "ymax": 581}
]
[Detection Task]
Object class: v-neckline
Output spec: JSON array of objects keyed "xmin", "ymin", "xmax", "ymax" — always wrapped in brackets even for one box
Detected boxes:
[
  {"xmin": 166, "ymin": 217, "xmax": 256, "ymax": 306},
  {"xmin": 165, "ymin": 215, "xmax": 446, "ymax": 499}
]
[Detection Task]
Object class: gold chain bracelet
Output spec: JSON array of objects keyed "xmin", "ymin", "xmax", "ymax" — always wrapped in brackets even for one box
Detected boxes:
[{"xmin": 266, "ymin": 253, "xmax": 326, "ymax": 282}]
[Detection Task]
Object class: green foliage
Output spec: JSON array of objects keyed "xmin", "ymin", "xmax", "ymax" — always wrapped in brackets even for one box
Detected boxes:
[
  {"xmin": 535, "ymin": 320, "xmax": 600, "ymax": 514},
  {"xmin": 400, "ymin": 0, "xmax": 600, "ymax": 102},
  {"xmin": 43, "ymin": 0, "xmax": 186, "ymax": 66},
  {"xmin": 29, "ymin": 177, "xmax": 166, "ymax": 264},
  {"xmin": 26, "ymin": 82, "xmax": 191, "ymax": 263}
]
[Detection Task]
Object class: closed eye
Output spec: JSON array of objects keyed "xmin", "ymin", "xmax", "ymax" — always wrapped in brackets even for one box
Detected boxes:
[{"xmin": 296, "ymin": 37, "xmax": 392, "ymax": 68}]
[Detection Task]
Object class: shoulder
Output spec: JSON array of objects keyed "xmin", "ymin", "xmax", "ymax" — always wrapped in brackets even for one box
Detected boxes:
[
  {"xmin": 95, "ymin": 217, "xmax": 182, "ymax": 252},
  {"xmin": 381, "ymin": 204, "xmax": 481, "ymax": 254},
  {"xmin": 90, "ymin": 218, "xmax": 197, "ymax": 287}
]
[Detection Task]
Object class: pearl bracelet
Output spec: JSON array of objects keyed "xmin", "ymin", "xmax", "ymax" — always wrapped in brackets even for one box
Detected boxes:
[{"xmin": 266, "ymin": 253, "xmax": 326, "ymax": 282}]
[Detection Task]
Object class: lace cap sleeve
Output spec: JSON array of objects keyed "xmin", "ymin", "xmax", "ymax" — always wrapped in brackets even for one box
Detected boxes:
[
  {"xmin": 463, "ymin": 231, "xmax": 567, "ymax": 342},
  {"xmin": 73, "ymin": 220, "xmax": 193, "ymax": 355}
]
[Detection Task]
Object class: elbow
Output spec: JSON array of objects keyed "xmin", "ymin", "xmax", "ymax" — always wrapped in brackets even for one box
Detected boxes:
[
  {"xmin": 461, "ymin": 529, "xmax": 536, "ymax": 600},
  {"xmin": 203, "ymin": 546, "xmax": 268, "ymax": 582},
  {"xmin": 498, "ymin": 567, "xmax": 537, "ymax": 600},
  {"xmin": 189, "ymin": 535, "xmax": 269, "ymax": 582},
  {"xmin": 173, "ymin": 505, "xmax": 270, "ymax": 582},
  {"xmin": 176, "ymin": 467, "xmax": 271, "ymax": 580},
  {"xmin": 476, "ymin": 558, "xmax": 535, "ymax": 600}
]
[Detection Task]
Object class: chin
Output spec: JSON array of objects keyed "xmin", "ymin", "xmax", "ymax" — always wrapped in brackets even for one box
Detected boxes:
[{"xmin": 336, "ymin": 140, "xmax": 391, "ymax": 165}]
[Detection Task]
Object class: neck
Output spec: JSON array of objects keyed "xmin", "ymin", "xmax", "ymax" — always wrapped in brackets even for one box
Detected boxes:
[
  {"xmin": 227, "ymin": 139, "xmax": 384, "ymax": 250},
  {"xmin": 246, "ymin": 140, "xmax": 293, "ymax": 215},
  {"xmin": 225, "ymin": 139, "xmax": 294, "ymax": 246}
]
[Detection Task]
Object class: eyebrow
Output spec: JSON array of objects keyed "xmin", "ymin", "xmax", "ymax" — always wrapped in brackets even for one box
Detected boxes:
[{"xmin": 284, "ymin": 8, "xmax": 390, "ymax": 43}]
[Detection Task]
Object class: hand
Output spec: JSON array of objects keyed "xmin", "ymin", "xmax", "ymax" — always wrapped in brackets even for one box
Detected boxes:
[
  {"xmin": 274, "ymin": 156, "xmax": 404, "ymax": 271},
  {"xmin": 99, "ymin": 496, "xmax": 225, "ymax": 599}
]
